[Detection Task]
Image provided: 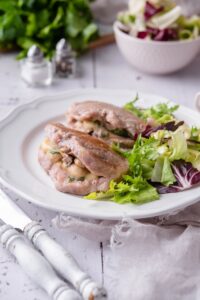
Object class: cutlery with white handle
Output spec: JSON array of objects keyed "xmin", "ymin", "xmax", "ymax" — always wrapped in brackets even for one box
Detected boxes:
[
  {"xmin": 0, "ymin": 189, "xmax": 107, "ymax": 300},
  {"xmin": 0, "ymin": 224, "xmax": 81, "ymax": 300}
]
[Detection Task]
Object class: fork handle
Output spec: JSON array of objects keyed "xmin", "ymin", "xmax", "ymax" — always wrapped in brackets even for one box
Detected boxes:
[
  {"xmin": 24, "ymin": 221, "xmax": 107, "ymax": 300},
  {"xmin": 0, "ymin": 225, "xmax": 81, "ymax": 300}
]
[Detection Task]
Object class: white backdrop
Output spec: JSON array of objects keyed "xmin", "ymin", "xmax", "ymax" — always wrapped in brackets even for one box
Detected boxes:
[{"xmin": 91, "ymin": 0, "xmax": 200, "ymax": 24}]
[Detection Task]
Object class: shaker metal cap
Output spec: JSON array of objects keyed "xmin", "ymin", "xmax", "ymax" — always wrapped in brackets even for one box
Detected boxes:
[
  {"xmin": 56, "ymin": 38, "xmax": 71, "ymax": 55},
  {"xmin": 27, "ymin": 45, "xmax": 44, "ymax": 63}
]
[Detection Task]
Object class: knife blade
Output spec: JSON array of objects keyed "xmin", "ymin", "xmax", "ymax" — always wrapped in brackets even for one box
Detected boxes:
[
  {"xmin": 0, "ymin": 189, "xmax": 82, "ymax": 300},
  {"xmin": 0, "ymin": 189, "xmax": 31, "ymax": 229},
  {"xmin": 0, "ymin": 189, "xmax": 107, "ymax": 300}
]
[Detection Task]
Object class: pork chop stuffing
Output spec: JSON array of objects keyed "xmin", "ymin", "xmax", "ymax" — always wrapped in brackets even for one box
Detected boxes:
[
  {"xmin": 39, "ymin": 123, "xmax": 129, "ymax": 195},
  {"xmin": 66, "ymin": 101, "xmax": 146, "ymax": 148}
]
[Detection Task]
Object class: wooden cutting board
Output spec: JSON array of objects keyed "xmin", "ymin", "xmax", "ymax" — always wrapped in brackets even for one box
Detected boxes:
[{"xmin": 0, "ymin": 33, "xmax": 115, "ymax": 54}]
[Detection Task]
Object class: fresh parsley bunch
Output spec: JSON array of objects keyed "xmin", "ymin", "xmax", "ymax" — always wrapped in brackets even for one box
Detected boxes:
[{"xmin": 0, "ymin": 0, "xmax": 98, "ymax": 58}]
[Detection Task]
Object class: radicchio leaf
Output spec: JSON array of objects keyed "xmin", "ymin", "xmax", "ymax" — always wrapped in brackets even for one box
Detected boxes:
[
  {"xmin": 144, "ymin": 1, "xmax": 164, "ymax": 21},
  {"xmin": 142, "ymin": 125, "xmax": 155, "ymax": 138},
  {"xmin": 163, "ymin": 121, "xmax": 184, "ymax": 131},
  {"xmin": 154, "ymin": 28, "xmax": 178, "ymax": 41},
  {"xmin": 137, "ymin": 31, "xmax": 148, "ymax": 39},
  {"xmin": 142, "ymin": 121, "xmax": 184, "ymax": 138},
  {"xmin": 153, "ymin": 160, "xmax": 200, "ymax": 193},
  {"xmin": 146, "ymin": 26, "xmax": 160, "ymax": 36},
  {"xmin": 147, "ymin": 27, "xmax": 178, "ymax": 41}
]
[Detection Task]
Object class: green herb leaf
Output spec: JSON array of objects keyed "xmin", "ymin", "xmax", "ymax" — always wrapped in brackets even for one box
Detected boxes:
[
  {"xmin": 49, "ymin": 149, "xmax": 60, "ymax": 155},
  {"xmin": 0, "ymin": 0, "xmax": 99, "ymax": 57},
  {"xmin": 110, "ymin": 128, "xmax": 130, "ymax": 137}
]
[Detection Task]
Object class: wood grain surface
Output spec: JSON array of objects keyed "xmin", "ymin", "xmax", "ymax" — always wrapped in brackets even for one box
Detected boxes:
[{"xmin": 0, "ymin": 44, "xmax": 199, "ymax": 299}]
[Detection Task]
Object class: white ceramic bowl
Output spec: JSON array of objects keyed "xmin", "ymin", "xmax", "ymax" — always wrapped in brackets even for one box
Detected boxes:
[{"xmin": 113, "ymin": 21, "xmax": 200, "ymax": 74}]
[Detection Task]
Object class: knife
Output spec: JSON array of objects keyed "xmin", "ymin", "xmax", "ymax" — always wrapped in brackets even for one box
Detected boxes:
[
  {"xmin": 0, "ymin": 199, "xmax": 82, "ymax": 300},
  {"xmin": 0, "ymin": 189, "xmax": 107, "ymax": 300}
]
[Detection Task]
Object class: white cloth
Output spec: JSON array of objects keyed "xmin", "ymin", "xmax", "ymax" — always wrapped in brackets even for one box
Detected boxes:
[
  {"xmin": 105, "ymin": 220, "xmax": 200, "ymax": 300},
  {"xmin": 53, "ymin": 202, "xmax": 200, "ymax": 300}
]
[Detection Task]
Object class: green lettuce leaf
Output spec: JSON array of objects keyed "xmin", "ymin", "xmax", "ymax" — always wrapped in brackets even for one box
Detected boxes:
[
  {"xmin": 121, "ymin": 135, "xmax": 160, "ymax": 178},
  {"xmin": 179, "ymin": 29, "xmax": 193, "ymax": 40},
  {"xmin": 85, "ymin": 176, "xmax": 159, "ymax": 205},
  {"xmin": 151, "ymin": 156, "xmax": 176, "ymax": 186},
  {"xmin": 186, "ymin": 149, "xmax": 200, "ymax": 171},
  {"xmin": 143, "ymin": 103, "xmax": 179, "ymax": 123},
  {"xmin": 118, "ymin": 12, "xmax": 136, "ymax": 25},
  {"xmin": 177, "ymin": 15, "xmax": 200, "ymax": 31},
  {"xmin": 190, "ymin": 127, "xmax": 200, "ymax": 142},
  {"xmin": 152, "ymin": 128, "xmax": 200, "ymax": 171},
  {"xmin": 169, "ymin": 131, "xmax": 188, "ymax": 161},
  {"xmin": 124, "ymin": 97, "xmax": 179, "ymax": 124},
  {"xmin": 123, "ymin": 95, "xmax": 144, "ymax": 119}
]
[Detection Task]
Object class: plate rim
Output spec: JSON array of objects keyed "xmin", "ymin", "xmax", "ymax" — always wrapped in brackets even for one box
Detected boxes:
[{"xmin": 0, "ymin": 88, "xmax": 200, "ymax": 220}]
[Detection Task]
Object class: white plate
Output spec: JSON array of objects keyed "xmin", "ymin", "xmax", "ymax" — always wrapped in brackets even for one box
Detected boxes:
[{"xmin": 0, "ymin": 89, "xmax": 200, "ymax": 220}]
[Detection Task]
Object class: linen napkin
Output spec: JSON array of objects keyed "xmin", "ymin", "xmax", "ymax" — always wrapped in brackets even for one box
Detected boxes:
[{"xmin": 53, "ymin": 201, "xmax": 200, "ymax": 300}]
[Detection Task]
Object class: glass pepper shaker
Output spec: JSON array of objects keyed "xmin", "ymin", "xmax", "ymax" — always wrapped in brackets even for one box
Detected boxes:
[
  {"xmin": 20, "ymin": 45, "xmax": 53, "ymax": 87},
  {"xmin": 55, "ymin": 38, "xmax": 76, "ymax": 78}
]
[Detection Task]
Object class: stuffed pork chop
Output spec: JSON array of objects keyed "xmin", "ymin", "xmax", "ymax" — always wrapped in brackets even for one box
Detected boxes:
[
  {"xmin": 66, "ymin": 101, "xmax": 146, "ymax": 148},
  {"xmin": 39, "ymin": 123, "xmax": 129, "ymax": 195}
]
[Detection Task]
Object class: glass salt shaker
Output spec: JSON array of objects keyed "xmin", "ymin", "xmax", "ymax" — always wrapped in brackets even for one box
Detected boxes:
[
  {"xmin": 20, "ymin": 45, "xmax": 53, "ymax": 87},
  {"xmin": 55, "ymin": 38, "xmax": 76, "ymax": 78}
]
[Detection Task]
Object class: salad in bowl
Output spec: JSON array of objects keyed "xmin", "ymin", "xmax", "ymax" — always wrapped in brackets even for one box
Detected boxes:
[
  {"xmin": 118, "ymin": 0, "xmax": 200, "ymax": 41},
  {"xmin": 114, "ymin": 0, "xmax": 200, "ymax": 73}
]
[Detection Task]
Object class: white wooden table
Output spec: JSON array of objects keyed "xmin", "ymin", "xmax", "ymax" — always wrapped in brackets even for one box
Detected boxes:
[{"xmin": 0, "ymin": 44, "xmax": 200, "ymax": 300}]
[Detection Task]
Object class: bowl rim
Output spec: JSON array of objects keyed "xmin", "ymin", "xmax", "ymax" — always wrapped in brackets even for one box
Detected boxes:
[{"xmin": 113, "ymin": 21, "xmax": 200, "ymax": 46}]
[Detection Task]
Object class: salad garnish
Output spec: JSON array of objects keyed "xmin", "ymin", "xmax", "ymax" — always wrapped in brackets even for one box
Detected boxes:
[
  {"xmin": 117, "ymin": 0, "xmax": 200, "ymax": 41},
  {"xmin": 154, "ymin": 160, "xmax": 200, "ymax": 193},
  {"xmin": 85, "ymin": 97, "xmax": 200, "ymax": 205}
]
